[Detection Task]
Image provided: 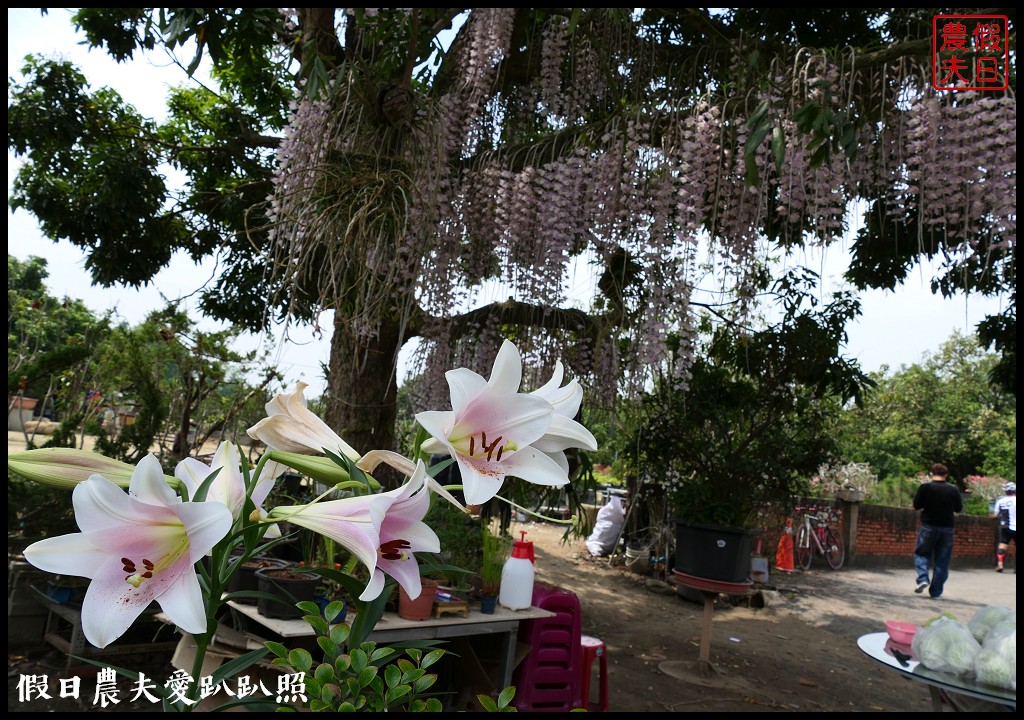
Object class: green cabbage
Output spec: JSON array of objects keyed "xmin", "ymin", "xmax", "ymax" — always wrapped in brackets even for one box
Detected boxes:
[
  {"xmin": 974, "ymin": 626, "xmax": 1016, "ymax": 691},
  {"xmin": 967, "ymin": 605, "xmax": 1014, "ymax": 643},
  {"xmin": 911, "ymin": 617, "xmax": 980, "ymax": 677}
]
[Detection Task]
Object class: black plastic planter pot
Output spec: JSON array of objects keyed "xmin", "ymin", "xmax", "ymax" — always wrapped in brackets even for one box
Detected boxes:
[
  {"xmin": 673, "ymin": 520, "xmax": 762, "ymax": 583},
  {"xmin": 255, "ymin": 567, "xmax": 322, "ymax": 620},
  {"xmin": 228, "ymin": 557, "xmax": 292, "ymax": 603}
]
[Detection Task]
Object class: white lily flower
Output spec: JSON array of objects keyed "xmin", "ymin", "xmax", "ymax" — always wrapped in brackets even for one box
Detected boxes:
[
  {"xmin": 359, "ymin": 460, "xmax": 440, "ymax": 602},
  {"xmin": 247, "ymin": 382, "xmax": 360, "ymax": 460},
  {"xmin": 529, "ymin": 360, "xmax": 599, "ymax": 457},
  {"xmin": 416, "ymin": 339, "xmax": 594, "ymax": 505},
  {"xmin": 24, "ymin": 455, "xmax": 232, "ymax": 648},
  {"xmin": 175, "ymin": 442, "xmax": 284, "ymax": 539},
  {"xmin": 268, "ymin": 462, "xmax": 438, "ymax": 601}
]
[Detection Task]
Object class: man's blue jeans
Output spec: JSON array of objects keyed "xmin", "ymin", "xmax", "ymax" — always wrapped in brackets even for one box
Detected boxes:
[{"xmin": 914, "ymin": 524, "xmax": 955, "ymax": 598}]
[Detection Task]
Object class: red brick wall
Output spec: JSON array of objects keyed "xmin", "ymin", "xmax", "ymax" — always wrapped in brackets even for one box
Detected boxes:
[{"xmin": 845, "ymin": 503, "xmax": 1013, "ymax": 568}]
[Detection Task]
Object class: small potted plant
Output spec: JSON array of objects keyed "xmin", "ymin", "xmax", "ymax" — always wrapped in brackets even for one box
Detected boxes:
[{"xmin": 479, "ymin": 520, "xmax": 511, "ymax": 614}]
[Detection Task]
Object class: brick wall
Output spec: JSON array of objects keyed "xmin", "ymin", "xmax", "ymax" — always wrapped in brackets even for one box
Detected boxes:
[{"xmin": 844, "ymin": 503, "xmax": 1014, "ymax": 569}]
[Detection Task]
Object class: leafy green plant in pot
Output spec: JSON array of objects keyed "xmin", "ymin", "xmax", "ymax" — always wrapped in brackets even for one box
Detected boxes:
[
  {"xmin": 479, "ymin": 519, "xmax": 511, "ymax": 613},
  {"xmin": 421, "ymin": 490, "xmax": 481, "ymax": 597},
  {"xmin": 624, "ymin": 271, "xmax": 872, "ymax": 582}
]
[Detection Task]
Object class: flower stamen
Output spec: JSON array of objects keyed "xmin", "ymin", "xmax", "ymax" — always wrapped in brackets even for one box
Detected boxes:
[{"xmin": 379, "ymin": 538, "xmax": 411, "ymax": 561}]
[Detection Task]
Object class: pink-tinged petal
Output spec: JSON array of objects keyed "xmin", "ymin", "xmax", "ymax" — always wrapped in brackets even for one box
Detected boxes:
[
  {"xmin": 175, "ymin": 501, "xmax": 233, "ymax": 565},
  {"xmin": 251, "ymin": 460, "xmax": 287, "ymax": 508},
  {"xmin": 457, "ymin": 462, "xmax": 506, "ymax": 506},
  {"xmin": 415, "ymin": 411, "xmax": 453, "ymax": 447},
  {"xmin": 248, "ymin": 383, "xmax": 360, "ymax": 460},
  {"xmin": 81, "ymin": 546, "xmax": 197, "ymax": 648},
  {"xmin": 23, "ymin": 455, "xmax": 230, "ymax": 649},
  {"xmin": 377, "ymin": 556, "xmax": 425, "ymax": 600},
  {"xmin": 532, "ymin": 414, "xmax": 598, "ymax": 452},
  {"xmin": 174, "ymin": 457, "xmax": 212, "ymax": 500},
  {"xmin": 500, "ymin": 447, "xmax": 573, "ymax": 488},
  {"xmin": 416, "ymin": 340, "xmax": 597, "ymax": 506},
  {"xmin": 155, "ymin": 563, "xmax": 208, "ymax": 635},
  {"xmin": 23, "ymin": 533, "xmax": 109, "ymax": 578},
  {"xmin": 80, "ymin": 557, "xmax": 163, "ymax": 648},
  {"xmin": 359, "ymin": 569, "xmax": 387, "ymax": 602},
  {"xmin": 487, "ymin": 339, "xmax": 524, "ymax": 395},
  {"xmin": 360, "ymin": 462, "xmax": 438, "ymax": 600},
  {"xmin": 129, "ymin": 455, "xmax": 181, "ymax": 508},
  {"xmin": 452, "ymin": 391, "xmax": 552, "ymax": 448},
  {"xmin": 446, "ymin": 368, "xmax": 487, "ymax": 416},
  {"xmin": 278, "ymin": 496, "xmax": 384, "ymax": 574},
  {"xmin": 72, "ymin": 475, "xmax": 175, "ymax": 536}
]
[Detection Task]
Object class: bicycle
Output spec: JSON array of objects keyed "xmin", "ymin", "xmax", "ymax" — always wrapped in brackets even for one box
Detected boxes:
[{"xmin": 793, "ymin": 505, "xmax": 845, "ymax": 570}]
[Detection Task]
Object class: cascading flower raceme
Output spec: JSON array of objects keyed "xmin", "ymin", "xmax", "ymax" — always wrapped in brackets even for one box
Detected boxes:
[
  {"xmin": 175, "ymin": 441, "xmax": 285, "ymax": 538},
  {"xmin": 417, "ymin": 339, "xmax": 597, "ymax": 505},
  {"xmin": 247, "ymin": 381, "xmax": 361, "ymax": 460},
  {"xmin": 23, "ymin": 454, "xmax": 232, "ymax": 648}
]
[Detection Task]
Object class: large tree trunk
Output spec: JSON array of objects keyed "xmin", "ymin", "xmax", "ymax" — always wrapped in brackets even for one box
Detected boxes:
[{"xmin": 325, "ymin": 314, "xmax": 402, "ymax": 489}]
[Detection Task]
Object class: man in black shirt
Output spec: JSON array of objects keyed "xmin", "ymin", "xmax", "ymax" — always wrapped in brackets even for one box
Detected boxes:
[{"xmin": 912, "ymin": 463, "xmax": 963, "ymax": 599}]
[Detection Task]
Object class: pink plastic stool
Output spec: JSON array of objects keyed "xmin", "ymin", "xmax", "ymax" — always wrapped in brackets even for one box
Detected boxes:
[{"xmin": 579, "ymin": 634, "xmax": 608, "ymax": 712}]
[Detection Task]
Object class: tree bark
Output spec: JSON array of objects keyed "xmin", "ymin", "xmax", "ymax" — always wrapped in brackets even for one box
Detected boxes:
[{"xmin": 325, "ymin": 313, "xmax": 402, "ymax": 489}]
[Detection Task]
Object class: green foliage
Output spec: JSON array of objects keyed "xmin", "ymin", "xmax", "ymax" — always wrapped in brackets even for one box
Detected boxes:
[
  {"xmin": 480, "ymin": 520, "xmax": 512, "ymax": 596},
  {"xmin": 961, "ymin": 493, "xmax": 991, "ymax": 518},
  {"xmin": 476, "ymin": 686, "xmax": 518, "ymax": 712},
  {"xmin": 266, "ymin": 605, "xmax": 447, "ymax": 712},
  {"xmin": 624, "ymin": 269, "xmax": 871, "ymax": 528},
  {"xmin": 8, "ymin": 469, "xmax": 78, "ymax": 554},
  {"xmin": 834, "ymin": 332, "xmax": 1016, "ymax": 490},
  {"xmin": 422, "ymin": 495, "xmax": 482, "ymax": 586},
  {"xmin": 8, "ymin": 255, "xmax": 110, "ymax": 397},
  {"xmin": 867, "ymin": 475, "xmax": 922, "ymax": 510},
  {"xmin": 8, "ymin": 58, "xmax": 187, "ymax": 287}
]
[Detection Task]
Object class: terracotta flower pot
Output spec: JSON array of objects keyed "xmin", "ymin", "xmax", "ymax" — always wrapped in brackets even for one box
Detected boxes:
[{"xmin": 398, "ymin": 579, "xmax": 439, "ymax": 621}]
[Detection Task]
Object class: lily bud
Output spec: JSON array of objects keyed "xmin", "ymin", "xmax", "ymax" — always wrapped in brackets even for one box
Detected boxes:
[
  {"xmin": 8, "ymin": 448, "xmax": 180, "ymax": 491},
  {"xmin": 266, "ymin": 451, "xmax": 373, "ymax": 488}
]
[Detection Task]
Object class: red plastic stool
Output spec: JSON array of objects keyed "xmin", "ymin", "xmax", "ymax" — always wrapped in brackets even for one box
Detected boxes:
[{"xmin": 579, "ymin": 634, "xmax": 609, "ymax": 711}]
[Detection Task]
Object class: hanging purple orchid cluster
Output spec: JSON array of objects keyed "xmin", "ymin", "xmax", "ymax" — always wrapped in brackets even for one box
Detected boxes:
[{"xmin": 263, "ymin": 11, "xmax": 1015, "ymax": 412}]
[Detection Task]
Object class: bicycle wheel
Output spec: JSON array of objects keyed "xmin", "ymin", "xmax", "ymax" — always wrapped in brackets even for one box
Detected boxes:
[
  {"xmin": 795, "ymin": 522, "xmax": 813, "ymax": 570},
  {"xmin": 824, "ymin": 526, "xmax": 845, "ymax": 569}
]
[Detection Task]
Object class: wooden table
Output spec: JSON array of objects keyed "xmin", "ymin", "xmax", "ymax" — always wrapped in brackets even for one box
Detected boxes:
[
  {"xmin": 227, "ymin": 600, "xmax": 554, "ymax": 689},
  {"xmin": 31, "ymin": 584, "xmax": 179, "ymax": 671}
]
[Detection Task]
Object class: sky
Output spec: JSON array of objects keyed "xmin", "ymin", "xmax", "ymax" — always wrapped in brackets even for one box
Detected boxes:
[{"xmin": 7, "ymin": 8, "xmax": 1010, "ymax": 401}]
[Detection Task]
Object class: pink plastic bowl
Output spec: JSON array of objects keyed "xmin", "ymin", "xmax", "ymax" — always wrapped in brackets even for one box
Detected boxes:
[{"xmin": 885, "ymin": 620, "xmax": 917, "ymax": 645}]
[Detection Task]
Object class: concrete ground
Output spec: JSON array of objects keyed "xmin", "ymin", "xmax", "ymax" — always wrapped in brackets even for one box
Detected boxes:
[{"xmin": 766, "ymin": 560, "xmax": 1016, "ymax": 639}]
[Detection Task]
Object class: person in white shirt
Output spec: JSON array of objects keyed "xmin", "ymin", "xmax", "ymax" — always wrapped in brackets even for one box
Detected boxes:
[{"xmin": 992, "ymin": 481, "xmax": 1016, "ymax": 573}]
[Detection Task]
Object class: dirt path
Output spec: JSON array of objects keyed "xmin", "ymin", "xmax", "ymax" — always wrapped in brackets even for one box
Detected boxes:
[{"xmin": 519, "ymin": 519, "xmax": 1015, "ymax": 712}]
